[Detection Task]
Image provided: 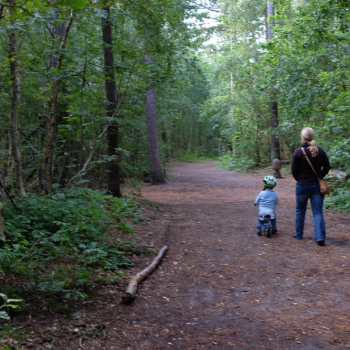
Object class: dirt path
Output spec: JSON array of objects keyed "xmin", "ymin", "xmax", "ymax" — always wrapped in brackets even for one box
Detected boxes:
[{"xmin": 76, "ymin": 161, "xmax": 350, "ymax": 349}]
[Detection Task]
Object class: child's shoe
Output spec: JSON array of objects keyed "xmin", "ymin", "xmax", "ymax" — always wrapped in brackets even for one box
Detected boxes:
[
  {"xmin": 257, "ymin": 230, "xmax": 262, "ymax": 236},
  {"xmin": 272, "ymin": 229, "xmax": 277, "ymax": 235}
]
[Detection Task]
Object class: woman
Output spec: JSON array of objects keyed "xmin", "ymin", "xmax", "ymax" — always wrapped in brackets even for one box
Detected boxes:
[{"xmin": 291, "ymin": 127, "xmax": 331, "ymax": 246}]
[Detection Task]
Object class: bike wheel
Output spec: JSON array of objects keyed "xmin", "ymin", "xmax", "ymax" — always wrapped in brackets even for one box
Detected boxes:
[{"xmin": 266, "ymin": 222, "xmax": 271, "ymax": 238}]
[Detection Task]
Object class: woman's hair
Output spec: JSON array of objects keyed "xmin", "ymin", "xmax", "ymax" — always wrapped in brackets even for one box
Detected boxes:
[{"xmin": 301, "ymin": 127, "xmax": 319, "ymax": 157}]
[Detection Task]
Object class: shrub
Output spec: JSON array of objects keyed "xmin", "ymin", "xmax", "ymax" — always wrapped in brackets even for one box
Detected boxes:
[
  {"xmin": 1, "ymin": 188, "xmax": 145, "ymax": 299},
  {"xmin": 218, "ymin": 154, "xmax": 256, "ymax": 171}
]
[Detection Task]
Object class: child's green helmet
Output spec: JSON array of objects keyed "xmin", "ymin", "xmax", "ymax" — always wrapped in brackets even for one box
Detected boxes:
[{"xmin": 263, "ymin": 176, "xmax": 277, "ymax": 188}]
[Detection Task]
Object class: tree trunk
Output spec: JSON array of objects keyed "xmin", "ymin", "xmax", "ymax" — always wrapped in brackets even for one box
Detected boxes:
[
  {"xmin": 8, "ymin": 7, "xmax": 26, "ymax": 197},
  {"xmin": 266, "ymin": 2, "xmax": 274, "ymax": 41},
  {"xmin": 161, "ymin": 126, "xmax": 169, "ymax": 160},
  {"xmin": 6, "ymin": 133, "xmax": 15, "ymax": 196},
  {"xmin": 267, "ymin": 1, "xmax": 281, "ymax": 161},
  {"xmin": 253, "ymin": 108, "xmax": 261, "ymax": 166},
  {"xmin": 40, "ymin": 10, "xmax": 74, "ymax": 192},
  {"xmin": 102, "ymin": 5, "xmax": 121, "ymax": 197},
  {"xmin": 49, "ymin": 7, "xmax": 70, "ymax": 187},
  {"xmin": 145, "ymin": 55, "xmax": 166, "ymax": 184},
  {"xmin": 230, "ymin": 72, "xmax": 237, "ymax": 154},
  {"xmin": 269, "ymin": 101, "xmax": 280, "ymax": 160},
  {"xmin": 230, "ymin": 37, "xmax": 237, "ymax": 155},
  {"xmin": 0, "ymin": 203, "xmax": 7, "ymax": 242}
]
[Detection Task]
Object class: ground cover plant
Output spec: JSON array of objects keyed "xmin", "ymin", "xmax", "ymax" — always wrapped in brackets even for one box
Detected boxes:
[{"xmin": 0, "ymin": 188, "xmax": 146, "ymax": 302}]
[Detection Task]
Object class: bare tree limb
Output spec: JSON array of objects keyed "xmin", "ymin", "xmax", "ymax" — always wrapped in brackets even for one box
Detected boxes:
[
  {"xmin": 122, "ymin": 245, "xmax": 168, "ymax": 304},
  {"xmin": 197, "ymin": 6, "xmax": 219, "ymax": 12}
]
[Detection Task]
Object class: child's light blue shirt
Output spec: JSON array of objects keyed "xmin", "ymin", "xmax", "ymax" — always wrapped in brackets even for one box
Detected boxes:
[{"xmin": 255, "ymin": 189, "xmax": 279, "ymax": 213}]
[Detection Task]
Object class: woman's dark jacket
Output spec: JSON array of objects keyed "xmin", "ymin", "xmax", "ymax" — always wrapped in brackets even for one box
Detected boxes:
[{"xmin": 291, "ymin": 143, "xmax": 331, "ymax": 186}]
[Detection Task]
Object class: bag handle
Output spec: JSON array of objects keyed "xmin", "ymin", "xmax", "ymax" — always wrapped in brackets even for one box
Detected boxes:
[{"xmin": 301, "ymin": 147, "xmax": 320, "ymax": 180}]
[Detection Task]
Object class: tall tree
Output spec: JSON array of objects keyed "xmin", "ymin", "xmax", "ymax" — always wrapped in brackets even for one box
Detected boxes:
[
  {"xmin": 145, "ymin": 54, "xmax": 166, "ymax": 184},
  {"xmin": 8, "ymin": 1, "xmax": 26, "ymax": 197},
  {"xmin": 102, "ymin": 3, "xmax": 122, "ymax": 197},
  {"xmin": 267, "ymin": 1, "xmax": 280, "ymax": 160},
  {"xmin": 40, "ymin": 10, "xmax": 74, "ymax": 192}
]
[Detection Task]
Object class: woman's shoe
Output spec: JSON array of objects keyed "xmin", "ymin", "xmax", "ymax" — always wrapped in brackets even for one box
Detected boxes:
[{"xmin": 317, "ymin": 240, "xmax": 325, "ymax": 246}]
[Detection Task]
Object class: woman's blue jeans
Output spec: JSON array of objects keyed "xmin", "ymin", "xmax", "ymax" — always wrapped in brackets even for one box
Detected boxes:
[{"xmin": 294, "ymin": 184, "xmax": 325, "ymax": 241}]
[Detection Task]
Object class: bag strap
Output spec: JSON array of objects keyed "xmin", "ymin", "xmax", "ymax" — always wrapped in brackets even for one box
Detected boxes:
[{"xmin": 301, "ymin": 147, "xmax": 320, "ymax": 180}]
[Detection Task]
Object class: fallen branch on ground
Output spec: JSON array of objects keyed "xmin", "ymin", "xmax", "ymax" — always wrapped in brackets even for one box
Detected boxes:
[{"xmin": 122, "ymin": 245, "xmax": 168, "ymax": 304}]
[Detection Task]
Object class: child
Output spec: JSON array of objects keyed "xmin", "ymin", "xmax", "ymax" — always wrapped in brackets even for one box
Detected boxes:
[{"xmin": 254, "ymin": 176, "xmax": 279, "ymax": 236}]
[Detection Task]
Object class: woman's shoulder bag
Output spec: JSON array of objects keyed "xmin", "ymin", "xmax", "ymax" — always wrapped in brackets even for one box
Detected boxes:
[{"xmin": 301, "ymin": 148, "xmax": 330, "ymax": 195}]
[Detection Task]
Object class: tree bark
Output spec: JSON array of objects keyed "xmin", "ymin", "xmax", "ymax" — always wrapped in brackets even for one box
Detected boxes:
[
  {"xmin": 267, "ymin": 2, "xmax": 281, "ymax": 161},
  {"xmin": 47, "ymin": 6, "xmax": 70, "ymax": 187},
  {"xmin": 40, "ymin": 10, "xmax": 74, "ymax": 193},
  {"xmin": 8, "ymin": 5, "xmax": 26, "ymax": 197},
  {"xmin": 253, "ymin": 108, "xmax": 261, "ymax": 166},
  {"xmin": 266, "ymin": 2, "xmax": 274, "ymax": 41},
  {"xmin": 102, "ymin": 5, "xmax": 122, "ymax": 197},
  {"xmin": 145, "ymin": 55, "xmax": 166, "ymax": 184},
  {"xmin": 230, "ymin": 37, "xmax": 237, "ymax": 155},
  {"xmin": 0, "ymin": 203, "xmax": 7, "ymax": 242},
  {"xmin": 269, "ymin": 101, "xmax": 280, "ymax": 160},
  {"xmin": 6, "ymin": 133, "xmax": 15, "ymax": 196},
  {"xmin": 161, "ymin": 126, "xmax": 169, "ymax": 161}
]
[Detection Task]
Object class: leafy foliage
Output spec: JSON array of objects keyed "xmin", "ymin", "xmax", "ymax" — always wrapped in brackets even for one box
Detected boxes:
[
  {"xmin": 218, "ymin": 154, "xmax": 256, "ymax": 172},
  {"xmin": 0, "ymin": 0, "xmax": 218, "ymax": 319},
  {"xmin": 198, "ymin": 0, "xmax": 350, "ymax": 223},
  {"xmin": 1, "ymin": 188, "xmax": 144, "ymax": 298},
  {"xmin": 0, "ymin": 293, "xmax": 22, "ymax": 321}
]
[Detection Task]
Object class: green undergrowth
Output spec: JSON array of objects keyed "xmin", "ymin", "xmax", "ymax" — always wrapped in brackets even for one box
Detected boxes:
[
  {"xmin": 176, "ymin": 150, "xmax": 218, "ymax": 163},
  {"xmin": 218, "ymin": 154, "xmax": 292, "ymax": 175},
  {"xmin": 0, "ymin": 188, "xmax": 150, "ymax": 302},
  {"xmin": 324, "ymin": 178, "xmax": 350, "ymax": 212},
  {"xmin": 218, "ymin": 154, "xmax": 256, "ymax": 171},
  {"xmin": 252, "ymin": 165, "xmax": 291, "ymax": 177}
]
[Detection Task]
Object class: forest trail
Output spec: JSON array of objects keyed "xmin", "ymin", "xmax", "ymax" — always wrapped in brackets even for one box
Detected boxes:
[{"xmin": 78, "ymin": 161, "xmax": 350, "ymax": 350}]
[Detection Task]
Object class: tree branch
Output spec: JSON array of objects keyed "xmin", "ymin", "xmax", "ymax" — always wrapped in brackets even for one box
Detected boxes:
[
  {"xmin": 0, "ymin": 2, "xmax": 32, "ymax": 16},
  {"xmin": 197, "ymin": 6, "xmax": 219, "ymax": 12}
]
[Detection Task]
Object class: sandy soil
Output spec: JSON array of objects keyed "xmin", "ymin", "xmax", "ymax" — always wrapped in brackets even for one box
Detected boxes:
[{"xmin": 19, "ymin": 160, "xmax": 350, "ymax": 350}]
